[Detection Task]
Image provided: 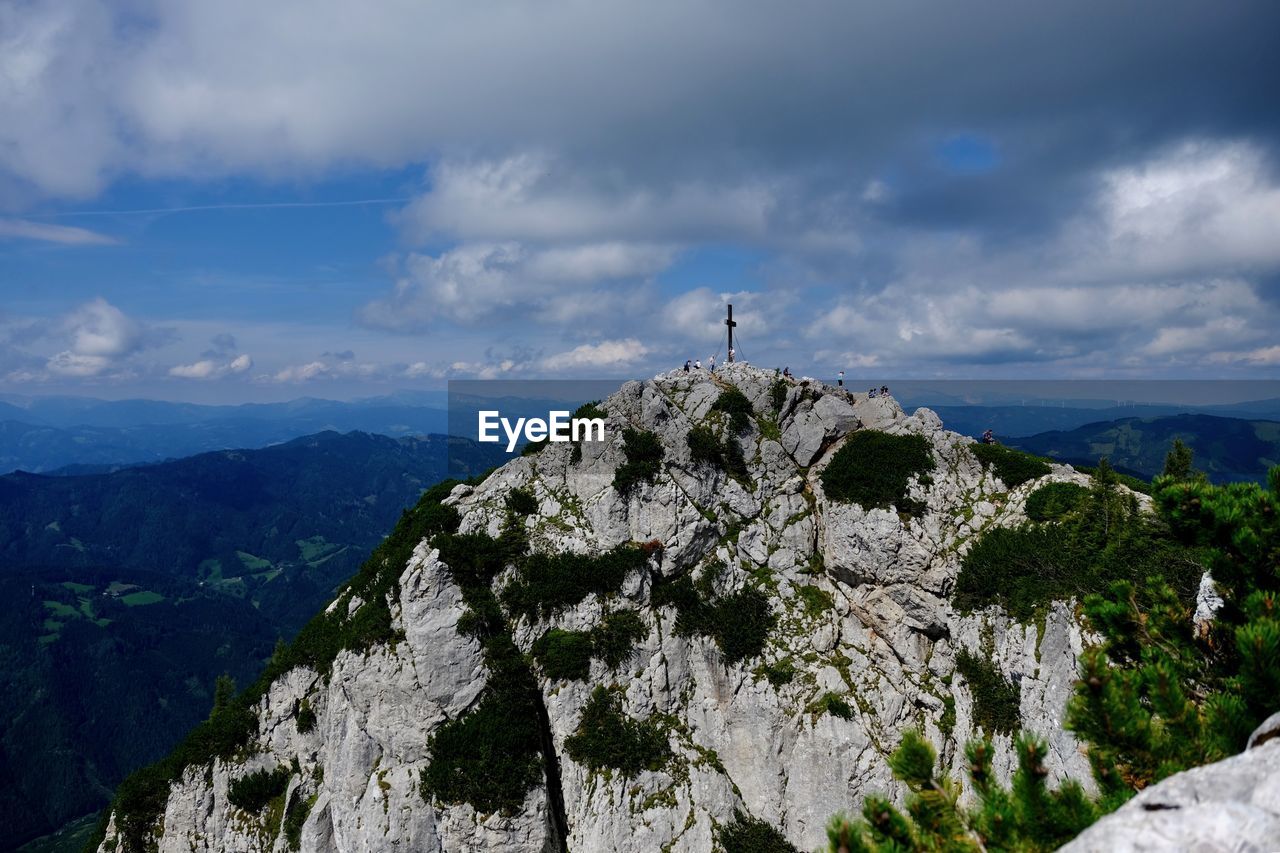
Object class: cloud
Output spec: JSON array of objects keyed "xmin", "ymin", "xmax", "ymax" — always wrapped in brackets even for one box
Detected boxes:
[
  {"xmin": 360, "ymin": 241, "xmax": 674, "ymax": 330},
  {"xmin": 207, "ymin": 333, "xmax": 238, "ymax": 354},
  {"xmin": 541, "ymin": 338, "xmax": 650, "ymax": 371},
  {"xmin": 33, "ymin": 298, "xmax": 173, "ymax": 378},
  {"xmin": 4, "ymin": 1, "xmax": 1275, "ymax": 203},
  {"xmin": 661, "ymin": 288, "xmax": 772, "ymax": 345},
  {"xmin": 265, "ymin": 352, "xmax": 381, "ymax": 383},
  {"xmin": 45, "ymin": 351, "xmax": 111, "ymax": 377},
  {"xmin": 0, "ymin": 218, "xmax": 116, "ymax": 245},
  {"xmin": 4, "ymin": 2, "xmax": 1280, "ymax": 383},
  {"xmin": 270, "ymin": 361, "xmax": 331, "ymax": 383},
  {"xmin": 399, "ymin": 156, "xmax": 774, "ymax": 246},
  {"xmin": 169, "ymin": 353, "xmax": 252, "ymax": 379},
  {"xmin": 1090, "ymin": 141, "xmax": 1280, "ymax": 276},
  {"xmin": 61, "ymin": 298, "xmax": 146, "ymax": 357}
]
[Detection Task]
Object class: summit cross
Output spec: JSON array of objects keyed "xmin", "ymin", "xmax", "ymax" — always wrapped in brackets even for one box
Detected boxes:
[{"xmin": 725, "ymin": 304, "xmax": 737, "ymax": 362}]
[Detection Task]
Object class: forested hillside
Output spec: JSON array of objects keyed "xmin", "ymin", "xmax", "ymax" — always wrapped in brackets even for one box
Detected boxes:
[{"xmin": 0, "ymin": 431, "xmax": 504, "ymax": 850}]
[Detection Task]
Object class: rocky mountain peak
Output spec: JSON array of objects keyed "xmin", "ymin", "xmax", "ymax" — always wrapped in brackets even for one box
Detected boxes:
[{"xmin": 96, "ymin": 363, "xmax": 1101, "ymax": 852}]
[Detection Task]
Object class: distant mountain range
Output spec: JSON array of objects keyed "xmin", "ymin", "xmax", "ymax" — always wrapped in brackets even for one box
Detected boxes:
[
  {"xmin": 1009, "ymin": 413, "xmax": 1280, "ymax": 483},
  {"xmin": 923, "ymin": 398, "xmax": 1280, "ymax": 441},
  {"xmin": 0, "ymin": 393, "xmax": 449, "ymax": 474},
  {"xmin": 0, "ymin": 430, "xmax": 504, "ymax": 850}
]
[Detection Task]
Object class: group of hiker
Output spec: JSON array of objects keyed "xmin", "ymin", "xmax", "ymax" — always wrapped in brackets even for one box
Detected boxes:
[
  {"xmin": 682, "ymin": 349, "xmax": 735, "ymax": 374},
  {"xmin": 679, "ymin": 360, "xmax": 893, "ymax": 405}
]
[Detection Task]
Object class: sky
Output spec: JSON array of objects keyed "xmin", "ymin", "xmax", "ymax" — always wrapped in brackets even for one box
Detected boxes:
[{"xmin": 1, "ymin": 0, "xmax": 1279, "ymax": 402}]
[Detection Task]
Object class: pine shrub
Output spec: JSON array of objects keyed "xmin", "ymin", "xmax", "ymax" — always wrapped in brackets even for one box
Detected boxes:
[
  {"xmin": 613, "ymin": 428, "xmax": 664, "ymax": 493},
  {"xmin": 501, "ymin": 545, "xmax": 648, "ymax": 621},
  {"xmin": 956, "ymin": 649, "xmax": 1021, "ymax": 736},
  {"xmin": 532, "ymin": 628, "xmax": 595, "ymax": 681},
  {"xmin": 770, "ymin": 378, "xmax": 789, "ymax": 414},
  {"xmin": 652, "ymin": 569, "xmax": 774, "ymax": 664},
  {"xmin": 820, "ymin": 431, "xmax": 934, "ymax": 514},
  {"xmin": 1024, "ymin": 481, "xmax": 1088, "ymax": 521},
  {"xmin": 718, "ymin": 810, "xmax": 800, "ymax": 852},
  {"xmin": 971, "ymin": 442, "xmax": 1051, "ymax": 488},
  {"xmin": 954, "ymin": 467, "xmax": 1203, "ymax": 622},
  {"xmin": 505, "ymin": 487, "xmax": 538, "ymax": 516},
  {"xmin": 711, "ymin": 387, "xmax": 755, "ymax": 433},
  {"xmin": 282, "ymin": 787, "xmax": 313, "ymax": 851},
  {"xmin": 591, "ymin": 610, "xmax": 647, "ymax": 669},
  {"xmin": 227, "ymin": 766, "xmax": 291, "ymax": 813},
  {"xmin": 564, "ymin": 686, "xmax": 671, "ymax": 777},
  {"xmin": 821, "ymin": 731, "xmax": 1096, "ymax": 852},
  {"xmin": 420, "ymin": 672, "xmax": 544, "ymax": 814},
  {"xmin": 1067, "ymin": 467, "xmax": 1280, "ymax": 808},
  {"xmin": 687, "ymin": 424, "xmax": 749, "ymax": 484},
  {"xmin": 812, "ymin": 692, "xmax": 854, "ymax": 720},
  {"xmin": 294, "ymin": 698, "xmax": 316, "ymax": 734}
]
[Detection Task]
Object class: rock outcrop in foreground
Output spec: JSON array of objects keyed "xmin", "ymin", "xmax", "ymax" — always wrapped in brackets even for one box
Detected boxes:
[
  {"xmin": 1061, "ymin": 713, "xmax": 1280, "ymax": 852},
  {"xmin": 97, "ymin": 364, "xmax": 1111, "ymax": 852}
]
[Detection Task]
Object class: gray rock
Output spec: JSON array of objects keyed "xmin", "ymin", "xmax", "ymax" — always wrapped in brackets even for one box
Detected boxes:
[
  {"xmin": 1061, "ymin": 740, "xmax": 1280, "ymax": 852},
  {"xmin": 98, "ymin": 364, "xmax": 1130, "ymax": 853}
]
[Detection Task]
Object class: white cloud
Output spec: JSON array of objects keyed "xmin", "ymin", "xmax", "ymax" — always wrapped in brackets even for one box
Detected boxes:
[
  {"xmin": 266, "ymin": 354, "xmax": 381, "ymax": 383},
  {"xmin": 542, "ymin": 338, "xmax": 650, "ymax": 370},
  {"xmin": 271, "ymin": 361, "xmax": 330, "ymax": 382},
  {"xmin": 400, "ymin": 156, "xmax": 774, "ymax": 246},
  {"xmin": 62, "ymin": 297, "xmax": 144, "ymax": 357},
  {"xmin": 169, "ymin": 352, "xmax": 252, "ymax": 379},
  {"xmin": 0, "ymin": 218, "xmax": 116, "ymax": 245},
  {"xmin": 661, "ymin": 288, "xmax": 772, "ymax": 346},
  {"xmin": 1091, "ymin": 141, "xmax": 1280, "ymax": 276},
  {"xmin": 33, "ymin": 298, "xmax": 168, "ymax": 379},
  {"xmin": 806, "ymin": 277, "xmax": 1275, "ymax": 368},
  {"xmin": 45, "ymin": 351, "xmax": 110, "ymax": 377},
  {"xmin": 360, "ymin": 240, "xmax": 675, "ymax": 330}
]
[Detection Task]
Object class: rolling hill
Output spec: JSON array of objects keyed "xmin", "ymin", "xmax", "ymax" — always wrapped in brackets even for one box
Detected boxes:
[{"xmin": 1010, "ymin": 413, "xmax": 1280, "ymax": 483}]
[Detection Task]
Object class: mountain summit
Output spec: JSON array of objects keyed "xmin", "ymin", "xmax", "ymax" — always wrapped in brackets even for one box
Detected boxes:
[{"xmin": 89, "ymin": 364, "xmax": 1154, "ymax": 851}]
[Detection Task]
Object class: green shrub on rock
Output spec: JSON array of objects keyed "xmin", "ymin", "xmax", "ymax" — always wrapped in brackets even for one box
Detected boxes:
[
  {"xmin": 652, "ymin": 569, "xmax": 774, "ymax": 664},
  {"xmin": 294, "ymin": 698, "xmax": 316, "ymax": 734},
  {"xmin": 1024, "ymin": 481, "xmax": 1089, "ymax": 521},
  {"xmin": 613, "ymin": 428, "xmax": 664, "ymax": 493},
  {"xmin": 502, "ymin": 545, "xmax": 648, "ymax": 621},
  {"xmin": 970, "ymin": 443, "xmax": 1051, "ymax": 488},
  {"xmin": 821, "ymin": 730, "xmax": 1096, "ymax": 852},
  {"xmin": 419, "ymin": 669, "xmax": 544, "ymax": 814},
  {"xmin": 591, "ymin": 610, "xmax": 647, "ymax": 669},
  {"xmin": 687, "ymin": 424, "xmax": 723, "ymax": 465},
  {"xmin": 532, "ymin": 628, "xmax": 595, "ymax": 681},
  {"xmin": 504, "ymin": 487, "xmax": 538, "ymax": 516},
  {"xmin": 686, "ymin": 424, "xmax": 749, "ymax": 483},
  {"xmin": 564, "ymin": 686, "xmax": 671, "ymax": 777},
  {"xmin": 954, "ymin": 466, "xmax": 1202, "ymax": 622},
  {"xmin": 718, "ymin": 809, "xmax": 800, "ymax": 852},
  {"xmin": 1068, "ymin": 466, "xmax": 1280, "ymax": 808},
  {"xmin": 769, "ymin": 378, "xmax": 789, "ymax": 414},
  {"xmin": 820, "ymin": 431, "xmax": 934, "ymax": 514},
  {"xmin": 711, "ymin": 387, "xmax": 754, "ymax": 433},
  {"xmin": 955, "ymin": 649, "xmax": 1021, "ymax": 736},
  {"xmin": 227, "ymin": 766, "xmax": 291, "ymax": 813}
]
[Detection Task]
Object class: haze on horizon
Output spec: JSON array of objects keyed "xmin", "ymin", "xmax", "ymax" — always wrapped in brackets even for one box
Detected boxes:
[{"xmin": 2, "ymin": 1, "xmax": 1279, "ymax": 404}]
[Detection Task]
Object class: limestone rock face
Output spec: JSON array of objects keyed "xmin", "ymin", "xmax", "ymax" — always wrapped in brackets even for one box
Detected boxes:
[
  {"xmin": 1061, "ymin": 725, "xmax": 1280, "ymax": 853},
  {"xmin": 96, "ymin": 363, "xmax": 1107, "ymax": 853}
]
